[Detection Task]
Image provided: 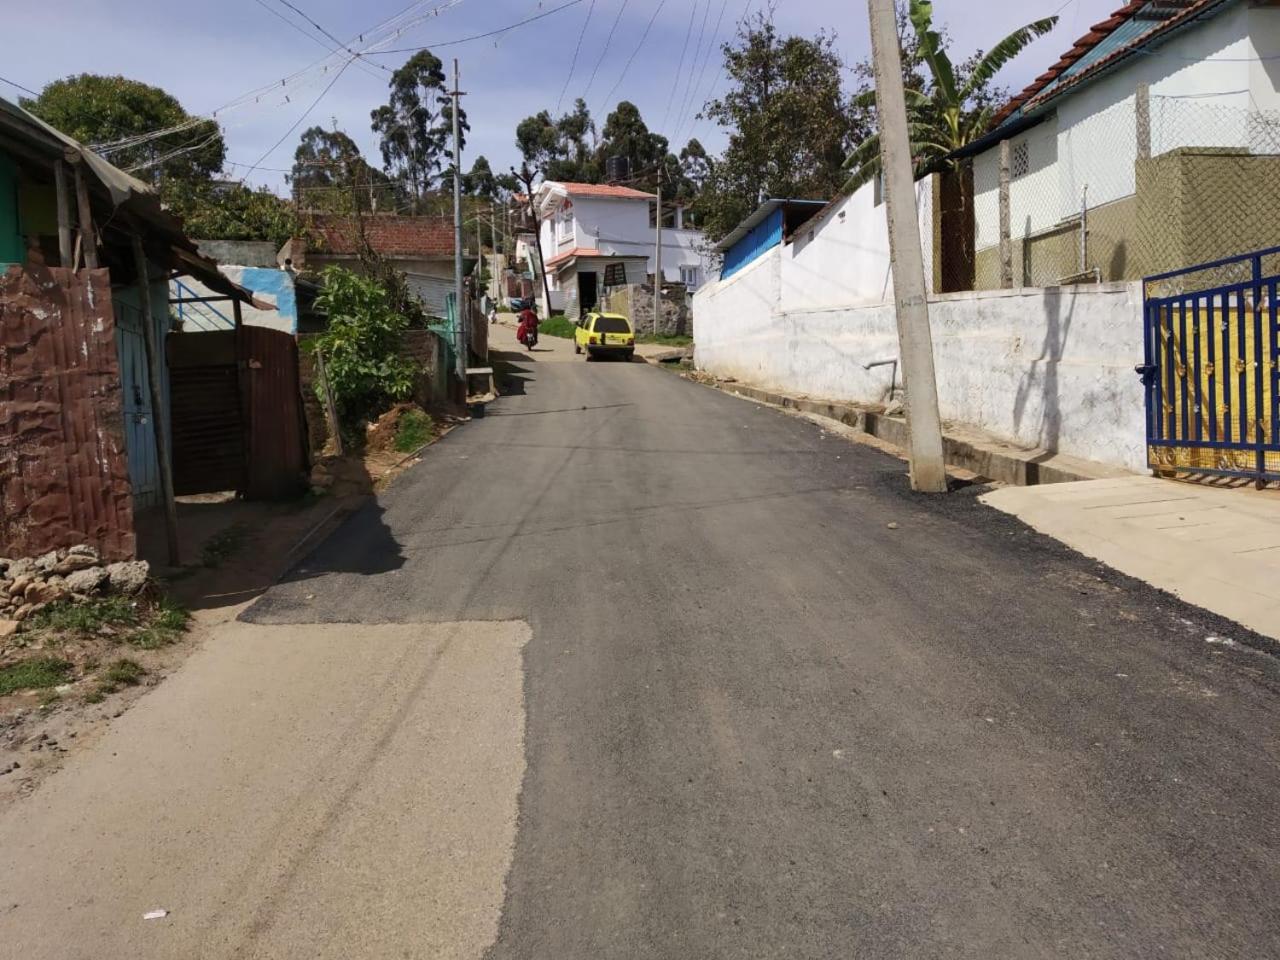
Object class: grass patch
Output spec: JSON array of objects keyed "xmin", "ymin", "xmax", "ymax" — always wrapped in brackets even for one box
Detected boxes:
[
  {"xmin": 30, "ymin": 596, "xmax": 139, "ymax": 633},
  {"xmin": 202, "ymin": 523, "xmax": 251, "ymax": 568},
  {"xmin": 537, "ymin": 314, "xmax": 576, "ymax": 339},
  {"xmin": 0, "ymin": 656, "xmax": 72, "ymax": 696},
  {"xmin": 104, "ymin": 658, "xmax": 146, "ymax": 687},
  {"xmin": 29, "ymin": 595, "xmax": 188, "ymax": 650},
  {"xmin": 393, "ymin": 410, "xmax": 435, "ymax": 453},
  {"xmin": 636, "ymin": 332, "xmax": 693, "ymax": 347}
]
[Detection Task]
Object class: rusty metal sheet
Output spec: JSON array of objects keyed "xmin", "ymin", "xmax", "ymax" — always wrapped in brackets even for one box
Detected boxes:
[
  {"xmin": 239, "ymin": 326, "xmax": 307, "ymax": 500},
  {"xmin": 0, "ymin": 264, "xmax": 136, "ymax": 560}
]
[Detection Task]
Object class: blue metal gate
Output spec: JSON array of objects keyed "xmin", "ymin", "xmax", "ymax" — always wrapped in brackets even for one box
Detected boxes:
[{"xmin": 1140, "ymin": 247, "xmax": 1280, "ymax": 485}]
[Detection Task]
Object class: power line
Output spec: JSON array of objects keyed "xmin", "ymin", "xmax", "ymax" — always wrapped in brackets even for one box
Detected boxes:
[
  {"xmin": 599, "ymin": 0, "xmax": 667, "ymax": 114},
  {"xmin": 684, "ymin": 0, "xmax": 754, "ymax": 137},
  {"xmin": 660, "ymin": 0, "xmax": 700, "ymax": 132},
  {"xmin": 239, "ymin": 57, "xmax": 355, "ymax": 184},
  {"xmin": 555, "ymin": 0, "xmax": 598, "ymax": 115},
  {"xmin": 673, "ymin": 0, "xmax": 729, "ymax": 143},
  {"xmin": 251, "ymin": 0, "xmax": 389, "ymax": 79},
  {"xmin": 0, "ymin": 75, "xmax": 40, "ymax": 98},
  {"xmin": 672, "ymin": 0, "xmax": 714, "ymax": 139},
  {"xmin": 370, "ymin": 0, "xmax": 586, "ymax": 54},
  {"xmin": 273, "ymin": 0, "xmax": 392, "ymax": 70},
  {"xmin": 582, "ymin": 0, "xmax": 630, "ymax": 103}
]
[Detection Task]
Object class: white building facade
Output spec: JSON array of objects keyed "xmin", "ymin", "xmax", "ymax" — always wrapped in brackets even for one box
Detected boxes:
[{"xmin": 534, "ymin": 181, "xmax": 713, "ymax": 317}]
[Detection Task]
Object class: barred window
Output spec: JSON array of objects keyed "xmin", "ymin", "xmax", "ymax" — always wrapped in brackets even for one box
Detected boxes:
[{"xmin": 1011, "ymin": 140, "xmax": 1030, "ymax": 179}]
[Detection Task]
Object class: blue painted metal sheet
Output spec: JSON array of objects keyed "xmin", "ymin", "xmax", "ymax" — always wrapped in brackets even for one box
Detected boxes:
[
  {"xmin": 113, "ymin": 281, "xmax": 172, "ymax": 510},
  {"xmin": 721, "ymin": 207, "xmax": 784, "ymax": 280}
]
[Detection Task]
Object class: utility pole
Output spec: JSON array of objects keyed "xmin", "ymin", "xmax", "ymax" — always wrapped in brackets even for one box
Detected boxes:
[
  {"xmin": 515, "ymin": 163, "xmax": 554, "ymax": 321},
  {"xmin": 867, "ymin": 0, "xmax": 947, "ymax": 493},
  {"xmin": 490, "ymin": 202, "xmax": 499, "ymax": 298},
  {"xmin": 653, "ymin": 171, "xmax": 663, "ymax": 337},
  {"xmin": 451, "ymin": 59, "xmax": 467, "ymax": 384}
]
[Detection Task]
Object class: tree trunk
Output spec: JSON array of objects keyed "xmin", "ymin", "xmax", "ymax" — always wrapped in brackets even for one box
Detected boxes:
[{"xmin": 938, "ymin": 163, "xmax": 975, "ymax": 293}]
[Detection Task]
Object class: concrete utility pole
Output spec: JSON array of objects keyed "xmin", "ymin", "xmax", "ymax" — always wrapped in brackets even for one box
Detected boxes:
[
  {"xmin": 653, "ymin": 174, "xmax": 663, "ymax": 336},
  {"xmin": 451, "ymin": 59, "xmax": 467, "ymax": 383},
  {"xmin": 867, "ymin": 0, "xmax": 948, "ymax": 493}
]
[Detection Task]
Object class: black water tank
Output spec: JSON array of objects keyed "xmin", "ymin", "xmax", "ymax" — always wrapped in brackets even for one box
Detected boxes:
[{"xmin": 605, "ymin": 155, "xmax": 630, "ymax": 184}]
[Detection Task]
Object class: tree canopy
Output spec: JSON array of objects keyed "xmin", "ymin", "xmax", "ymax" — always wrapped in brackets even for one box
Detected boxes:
[
  {"xmin": 696, "ymin": 14, "xmax": 854, "ymax": 241},
  {"xmin": 370, "ymin": 51, "xmax": 467, "ymax": 205},
  {"xmin": 22, "ymin": 74, "xmax": 226, "ymax": 187},
  {"xmin": 843, "ymin": 0, "xmax": 1056, "ymax": 191}
]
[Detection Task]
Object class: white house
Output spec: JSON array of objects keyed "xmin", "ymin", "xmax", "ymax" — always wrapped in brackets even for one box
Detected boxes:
[
  {"xmin": 962, "ymin": 0, "xmax": 1280, "ymax": 287},
  {"xmin": 533, "ymin": 180, "xmax": 712, "ymax": 317}
]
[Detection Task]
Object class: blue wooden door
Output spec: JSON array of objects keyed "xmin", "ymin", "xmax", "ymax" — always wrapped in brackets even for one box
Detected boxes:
[{"xmin": 114, "ymin": 305, "xmax": 159, "ymax": 507}]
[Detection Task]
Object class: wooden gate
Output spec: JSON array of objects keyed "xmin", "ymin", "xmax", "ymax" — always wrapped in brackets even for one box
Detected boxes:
[
  {"xmin": 166, "ymin": 326, "xmax": 308, "ymax": 500},
  {"xmin": 167, "ymin": 330, "xmax": 243, "ymax": 496},
  {"xmin": 239, "ymin": 326, "xmax": 308, "ymax": 500}
]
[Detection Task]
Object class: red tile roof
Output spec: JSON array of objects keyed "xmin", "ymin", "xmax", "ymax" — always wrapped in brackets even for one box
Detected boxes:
[
  {"xmin": 308, "ymin": 214, "xmax": 455, "ymax": 258},
  {"xmin": 554, "ymin": 182, "xmax": 656, "ymax": 200},
  {"xmin": 989, "ymin": 0, "xmax": 1216, "ymax": 129},
  {"xmin": 543, "ymin": 247, "xmax": 648, "ymax": 271}
]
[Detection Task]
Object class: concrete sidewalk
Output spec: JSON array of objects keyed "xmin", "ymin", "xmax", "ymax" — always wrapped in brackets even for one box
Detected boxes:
[{"xmin": 982, "ymin": 476, "xmax": 1280, "ymax": 641}]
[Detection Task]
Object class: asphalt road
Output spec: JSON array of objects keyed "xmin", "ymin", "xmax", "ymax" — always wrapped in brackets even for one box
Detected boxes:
[{"xmin": 245, "ymin": 327, "xmax": 1280, "ymax": 958}]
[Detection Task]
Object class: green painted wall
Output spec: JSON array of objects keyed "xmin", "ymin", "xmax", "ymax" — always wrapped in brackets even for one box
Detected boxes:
[
  {"xmin": 0, "ymin": 153, "xmax": 23, "ymax": 266},
  {"xmin": 1136, "ymin": 148, "xmax": 1280, "ymax": 278}
]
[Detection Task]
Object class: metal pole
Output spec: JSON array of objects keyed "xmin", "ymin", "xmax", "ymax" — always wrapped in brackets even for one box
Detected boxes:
[
  {"xmin": 867, "ymin": 0, "xmax": 947, "ymax": 493},
  {"xmin": 131, "ymin": 234, "xmax": 181, "ymax": 565},
  {"xmin": 451, "ymin": 59, "xmax": 467, "ymax": 384},
  {"xmin": 998, "ymin": 139, "xmax": 1012, "ymax": 289},
  {"xmin": 653, "ymin": 177, "xmax": 663, "ymax": 337}
]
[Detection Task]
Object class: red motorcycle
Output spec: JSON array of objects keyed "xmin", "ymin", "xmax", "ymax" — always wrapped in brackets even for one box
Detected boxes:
[{"xmin": 516, "ymin": 309, "xmax": 539, "ymax": 351}]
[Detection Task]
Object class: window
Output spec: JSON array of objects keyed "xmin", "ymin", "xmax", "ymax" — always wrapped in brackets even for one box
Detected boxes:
[
  {"xmin": 1011, "ymin": 140, "xmax": 1030, "ymax": 179},
  {"xmin": 592, "ymin": 315, "xmax": 631, "ymax": 334},
  {"xmin": 873, "ymin": 170, "xmax": 885, "ymax": 207},
  {"xmin": 679, "ymin": 265, "xmax": 700, "ymax": 288},
  {"xmin": 556, "ymin": 204, "xmax": 573, "ymax": 242}
]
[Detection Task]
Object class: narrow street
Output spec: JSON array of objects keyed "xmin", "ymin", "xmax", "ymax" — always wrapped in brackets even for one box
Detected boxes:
[{"xmin": 3, "ymin": 323, "xmax": 1280, "ymax": 959}]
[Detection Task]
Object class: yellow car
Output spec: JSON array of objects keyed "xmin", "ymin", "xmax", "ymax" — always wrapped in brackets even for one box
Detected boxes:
[{"xmin": 574, "ymin": 312, "xmax": 635, "ymax": 360}]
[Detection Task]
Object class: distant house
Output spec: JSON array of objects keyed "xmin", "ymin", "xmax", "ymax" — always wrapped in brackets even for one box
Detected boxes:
[
  {"xmin": 959, "ymin": 0, "xmax": 1280, "ymax": 287},
  {"xmin": 285, "ymin": 213, "xmax": 474, "ymax": 317},
  {"xmin": 534, "ymin": 181, "xmax": 712, "ymax": 316}
]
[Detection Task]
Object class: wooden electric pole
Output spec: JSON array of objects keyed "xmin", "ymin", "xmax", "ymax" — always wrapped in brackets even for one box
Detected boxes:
[{"xmin": 867, "ymin": 0, "xmax": 948, "ymax": 493}]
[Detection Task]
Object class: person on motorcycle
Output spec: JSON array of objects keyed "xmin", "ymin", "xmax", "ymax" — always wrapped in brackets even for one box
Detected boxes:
[{"xmin": 516, "ymin": 307, "xmax": 539, "ymax": 350}]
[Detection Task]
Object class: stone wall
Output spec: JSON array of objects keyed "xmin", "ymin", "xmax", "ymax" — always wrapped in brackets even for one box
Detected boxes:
[{"xmin": 601, "ymin": 283, "xmax": 691, "ymax": 337}]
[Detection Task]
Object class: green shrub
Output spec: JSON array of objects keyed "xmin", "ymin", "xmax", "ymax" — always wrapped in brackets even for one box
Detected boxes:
[
  {"xmin": 394, "ymin": 410, "xmax": 434, "ymax": 453},
  {"xmin": 309, "ymin": 266, "xmax": 420, "ymax": 430}
]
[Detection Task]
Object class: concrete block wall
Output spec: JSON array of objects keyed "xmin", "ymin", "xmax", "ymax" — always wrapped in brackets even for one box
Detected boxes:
[{"xmin": 694, "ymin": 255, "xmax": 1146, "ymax": 473}]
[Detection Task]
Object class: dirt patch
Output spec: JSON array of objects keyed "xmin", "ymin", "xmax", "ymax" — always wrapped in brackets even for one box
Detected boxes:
[{"xmin": 0, "ymin": 594, "xmax": 197, "ymax": 806}]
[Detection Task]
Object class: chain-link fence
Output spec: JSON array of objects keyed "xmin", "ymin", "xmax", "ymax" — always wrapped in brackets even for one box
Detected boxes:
[{"xmin": 968, "ymin": 93, "xmax": 1280, "ymax": 292}]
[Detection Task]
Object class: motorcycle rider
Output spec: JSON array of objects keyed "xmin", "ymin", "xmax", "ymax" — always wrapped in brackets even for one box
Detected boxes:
[{"xmin": 516, "ymin": 306, "xmax": 539, "ymax": 349}]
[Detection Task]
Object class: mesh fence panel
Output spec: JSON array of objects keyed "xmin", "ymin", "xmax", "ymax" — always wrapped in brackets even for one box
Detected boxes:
[{"xmin": 970, "ymin": 95, "xmax": 1280, "ymax": 292}]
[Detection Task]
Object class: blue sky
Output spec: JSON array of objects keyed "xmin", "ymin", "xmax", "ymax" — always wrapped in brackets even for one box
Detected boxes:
[{"xmin": 1, "ymin": 0, "xmax": 1118, "ymax": 192}]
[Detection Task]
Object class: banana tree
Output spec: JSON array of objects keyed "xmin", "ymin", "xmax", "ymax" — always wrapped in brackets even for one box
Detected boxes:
[{"xmin": 843, "ymin": 0, "xmax": 1058, "ymax": 192}]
